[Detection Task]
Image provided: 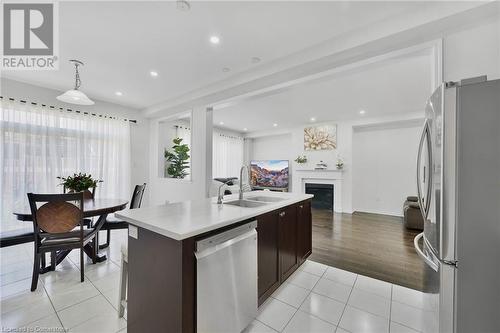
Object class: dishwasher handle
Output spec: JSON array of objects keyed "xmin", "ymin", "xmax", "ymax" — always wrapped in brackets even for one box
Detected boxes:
[{"xmin": 195, "ymin": 221, "xmax": 257, "ymax": 256}]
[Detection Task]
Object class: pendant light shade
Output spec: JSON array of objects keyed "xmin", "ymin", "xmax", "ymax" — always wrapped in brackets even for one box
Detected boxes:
[
  {"xmin": 57, "ymin": 59, "xmax": 95, "ymax": 105},
  {"xmin": 57, "ymin": 89, "xmax": 95, "ymax": 105}
]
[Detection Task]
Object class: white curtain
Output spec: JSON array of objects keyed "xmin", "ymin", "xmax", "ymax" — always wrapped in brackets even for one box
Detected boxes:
[
  {"xmin": 212, "ymin": 132, "xmax": 244, "ymax": 178},
  {"xmin": 0, "ymin": 100, "xmax": 131, "ymax": 231},
  {"xmin": 175, "ymin": 125, "xmax": 191, "ymax": 148}
]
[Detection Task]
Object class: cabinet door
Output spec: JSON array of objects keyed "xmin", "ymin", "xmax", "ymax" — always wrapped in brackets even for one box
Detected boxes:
[
  {"xmin": 257, "ymin": 211, "xmax": 280, "ymax": 304},
  {"xmin": 279, "ymin": 205, "xmax": 298, "ymax": 281},
  {"xmin": 297, "ymin": 200, "xmax": 312, "ymax": 263}
]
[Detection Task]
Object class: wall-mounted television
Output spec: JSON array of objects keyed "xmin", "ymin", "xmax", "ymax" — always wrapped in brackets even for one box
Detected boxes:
[{"xmin": 250, "ymin": 160, "xmax": 289, "ymax": 190}]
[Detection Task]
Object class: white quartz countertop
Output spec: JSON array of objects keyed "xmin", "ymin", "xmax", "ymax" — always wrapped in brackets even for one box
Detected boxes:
[{"xmin": 115, "ymin": 191, "xmax": 313, "ymax": 241}]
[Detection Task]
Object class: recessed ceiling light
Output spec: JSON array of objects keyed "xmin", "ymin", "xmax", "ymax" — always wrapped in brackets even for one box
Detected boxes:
[
  {"xmin": 150, "ymin": 71, "xmax": 158, "ymax": 77},
  {"xmin": 115, "ymin": 91, "xmax": 123, "ymax": 96},
  {"xmin": 222, "ymin": 67, "xmax": 231, "ymax": 72},
  {"xmin": 273, "ymin": 123, "xmax": 278, "ymax": 127},
  {"xmin": 243, "ymin": 128, "xmax": 248, "ymax": 131},
  {"xmin": 251, "ymin": 57, "xmax": 261, "ymax": 64},
  {"xmin": 210, "ymin": 36, "xmax": 220, "ymax": 44},
  {"xmin": 310, "ymin": 117, "xmax": 316, "ymax": 122},
  {"xmin": 176, "ymin": 0, "xmax": 190, "ymax": 11},
  {"xmin": 359, "ymin": 110, "xmax": 366, "ymax": 115},
  {"xmin": 219, "ymin": 121, "xmax": 224, "ymax": 125}
]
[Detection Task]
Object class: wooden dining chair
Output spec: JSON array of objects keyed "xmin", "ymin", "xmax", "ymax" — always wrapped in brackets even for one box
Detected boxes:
[
  {"xmin": 99, "ymin": 183, "xmax": 146, "ymax": 249},
  {"xmin": 27, "ymin": 192, "xmax": 98, "ymax": 291},
  {"xmin": 63, "ymin": 186, "xmax": 95, "ymax": 228}
]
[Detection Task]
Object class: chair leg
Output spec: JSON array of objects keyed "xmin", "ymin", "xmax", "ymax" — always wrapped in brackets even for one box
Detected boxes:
[
  {"xmin": 80, "ymin": 248, "xmax": 84, "ymax": 282},
  {"xmin": 31, "ymin": 253, "xmax": 40, "ymax": 292},
  {"xmin": 51, "ymin": 251, "xmax": 56, "ymax": 271},
  {"xmin": 99, "ymin": 229, "xmax": 111, "ymax": 249},
  {"xmin": 91, "ymin": 237, "xmax": 97, "ymax": 264},
  {"xmin": 118, "ymin": 252, "xmax": 128, "ymax": 317},
  {"xmin": 40, "ymin": 253, "xmax": 46, "ymax": 269}
]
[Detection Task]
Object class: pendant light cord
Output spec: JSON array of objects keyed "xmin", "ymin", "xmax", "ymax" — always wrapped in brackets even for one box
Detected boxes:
[{"xmin": 74, "ymin": 62, "xmax": 82, "ymax": 90}]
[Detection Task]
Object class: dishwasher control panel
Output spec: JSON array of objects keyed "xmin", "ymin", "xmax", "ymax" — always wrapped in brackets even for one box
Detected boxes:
[{"xmin": 195, "ymin": 220, "xmax": 257, "ymax": 253}]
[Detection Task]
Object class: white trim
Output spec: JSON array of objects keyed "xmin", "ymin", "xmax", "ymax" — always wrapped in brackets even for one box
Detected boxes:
[{"xmin": 431, "ymin": 38, "xmax": 444, "ymax": 91}]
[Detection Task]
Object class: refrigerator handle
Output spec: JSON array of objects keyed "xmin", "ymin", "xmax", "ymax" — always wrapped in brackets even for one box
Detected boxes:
[
  {"xmin": 424, "ymin": 121, "xmax": 433, "ymax": 217},
  {"xmin": 416, "ymin": 119, "xmax": 430, "ymax": 219},
  {"xmin": 414, "ymin": 232, "xmax": 438, "ymax": 272}
]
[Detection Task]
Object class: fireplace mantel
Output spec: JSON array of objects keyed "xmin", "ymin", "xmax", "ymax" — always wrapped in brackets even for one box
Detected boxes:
[
  {"xmin": 295, "ymin": 169, "xmax": 343, "ymax": 179},
  {"xmin": 294, "ymin": 169, "xmax": 343, "ymax": 212}
]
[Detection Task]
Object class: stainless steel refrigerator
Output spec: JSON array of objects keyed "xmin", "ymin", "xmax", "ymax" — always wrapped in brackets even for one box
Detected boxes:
[{"xmin": 414, "ymin": 76, "xmax": 500, "ymax": 333}]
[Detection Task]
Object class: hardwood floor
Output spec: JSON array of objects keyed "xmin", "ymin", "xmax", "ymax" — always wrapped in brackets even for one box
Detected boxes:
[{"xmin": 309, "ymin": 209, "xmax": 425, "ymax": 291}]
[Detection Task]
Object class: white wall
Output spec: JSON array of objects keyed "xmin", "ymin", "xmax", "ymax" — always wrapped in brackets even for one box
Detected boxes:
[
  {"xmin": 352, "ymin": 123, "xmax": 421, "ymax": 216},
  {"xmin": 251, "ymin": 134, "xmax": 293, "ymax": 161},
  {"xmin": 444, "ymin": 19, "xmax": 500, "ymax": 82},
  {"xmin": 0, "ymin": 78, "xmax": 150, "ymax": 204}
]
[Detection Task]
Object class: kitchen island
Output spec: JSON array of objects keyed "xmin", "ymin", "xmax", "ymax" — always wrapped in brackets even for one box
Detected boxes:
[{"xmin": 116, "ymin": 191, "xmax": 313, "ymax": 333}]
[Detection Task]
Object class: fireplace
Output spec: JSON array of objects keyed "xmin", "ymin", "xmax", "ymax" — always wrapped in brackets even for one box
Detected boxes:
[
  {"xmin": 305, "ymin": 183, "xmax": 334, "ymax": 211},
  {"xmin": 296, "ymin": 169, "xmax": 343, "ymax": 212}
]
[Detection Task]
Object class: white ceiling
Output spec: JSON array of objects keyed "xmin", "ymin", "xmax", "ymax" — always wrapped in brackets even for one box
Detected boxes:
[
  {"xmin": 2, "ymin": 1, "xmax": 435, "ymax": 109},
  {"xmin": 212, "ymin": 53, "xmax": 433, "ymax": 133}
]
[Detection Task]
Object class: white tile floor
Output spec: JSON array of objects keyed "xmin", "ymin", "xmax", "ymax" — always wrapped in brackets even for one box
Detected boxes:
[
  {"xmin": 1, "ymin": 230, "xmax": 128, "ymax": 332},
  {"xmin": 1, "ymin": 231, "xmax": 427, "ymax": 333},
  {"xmin": 250, "ymin": 260, "xmax": 428, "ymax": 333}
]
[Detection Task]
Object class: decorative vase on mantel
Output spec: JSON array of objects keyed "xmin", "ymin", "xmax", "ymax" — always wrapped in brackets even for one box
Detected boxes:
[
  {"xmin": 315, "ymin": 161, "xmax": 328, "ymax": 170},
  {"xmin": 336, "ymin": 158, "xmax": 344, "ymax": 170}
]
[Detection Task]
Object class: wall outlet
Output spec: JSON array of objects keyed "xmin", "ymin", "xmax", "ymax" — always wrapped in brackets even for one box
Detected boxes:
[{"xmin": 129, "ymin": 225, "xmax": 138, "ymax": 239}]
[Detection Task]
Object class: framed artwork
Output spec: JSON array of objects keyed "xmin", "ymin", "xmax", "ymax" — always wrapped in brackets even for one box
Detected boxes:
[{"xmin": 304, "ymin": 125, "xmax": 337, "ymax": 150}]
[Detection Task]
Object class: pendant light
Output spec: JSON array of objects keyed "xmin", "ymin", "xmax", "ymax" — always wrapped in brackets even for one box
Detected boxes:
[{"xmin": 57, "ymin": 59, "xmax": 95, "ymax": 105}]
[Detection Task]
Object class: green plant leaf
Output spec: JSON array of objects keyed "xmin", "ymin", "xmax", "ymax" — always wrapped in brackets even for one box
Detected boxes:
[{"xmin": 164, "ymin": 137, "xmax": 190, "ymax": 178}]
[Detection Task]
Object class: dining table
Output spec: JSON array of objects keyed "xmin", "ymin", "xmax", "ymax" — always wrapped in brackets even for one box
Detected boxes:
[{"xmin": 13, "ymin": 198, "xmax": 128, "ymax": 274}]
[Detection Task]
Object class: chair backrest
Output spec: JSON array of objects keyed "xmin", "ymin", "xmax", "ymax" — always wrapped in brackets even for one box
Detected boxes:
[
  {"xmin": 63, "ymin": 186, "xmax": 95, "ymax": 199},
  {"xmin": 27, "ymin": 192, "xmax": 84, "ymax": 243},
  {"xmin": 130, "ymin": 183, "xmax": 147, "ymax": 209}
]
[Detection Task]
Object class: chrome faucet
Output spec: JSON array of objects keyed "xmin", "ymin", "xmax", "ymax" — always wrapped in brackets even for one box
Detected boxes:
[
  {"xmin": 217, "ymin": 180, "xmax": 231, "ymax": 204},
  {"xmin": 239, "ymin": 165, "xmax": 251, "ymax": 200}
]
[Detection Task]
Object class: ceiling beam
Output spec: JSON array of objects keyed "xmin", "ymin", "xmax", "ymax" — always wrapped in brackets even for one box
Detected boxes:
[{"xmin": 142, "ymin": 2, "xmax": 498, "ymax": 118}]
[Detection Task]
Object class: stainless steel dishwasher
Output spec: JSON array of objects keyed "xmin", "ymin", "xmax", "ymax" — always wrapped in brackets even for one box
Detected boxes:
[{"xmin": 195, "ymin": 221, "xmax": 258, "ymax": 333}]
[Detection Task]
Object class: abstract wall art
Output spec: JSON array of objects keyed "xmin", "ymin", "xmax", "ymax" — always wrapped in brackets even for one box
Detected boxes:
[{"xmin": 304, "ymin": 125, "xmax": 337, "ymax": 150}]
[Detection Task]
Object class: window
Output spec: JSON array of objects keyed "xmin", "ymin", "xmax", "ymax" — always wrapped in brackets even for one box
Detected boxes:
[
  {"xmin": 212, "ymin": 131, "xmax": 244, "ymax": 178},
  {"xmin": 158, "ymin": 111, "xmax": 192, "ymax": 180},
  {"xmin": 0, "ymin": 100, "xmax": 131, "ymax": 231}
]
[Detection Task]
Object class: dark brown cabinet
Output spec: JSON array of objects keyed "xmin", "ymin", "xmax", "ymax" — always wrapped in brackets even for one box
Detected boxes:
[
  {"xmin": 257, "ymin": 211, "xmax": 280, "ymax": 305},
  {"xmin": 256, "ymin": 200, "xmax": 312, "ymax": 305},
  {"xmin": 297, "ymin": 200, "xmax": 312, "ymax": 264},
  {"xmin": 128, "ymin": 199, "xmax": 313, "ymax": 332},
  {"xmin": 278, "ymin": 205, "xmax": 298, "ymax": 281}
]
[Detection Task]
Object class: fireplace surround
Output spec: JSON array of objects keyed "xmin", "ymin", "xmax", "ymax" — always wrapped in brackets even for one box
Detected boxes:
[{"xmin": 295, "ymin": 169, "xmax": 343, "ymax": 212}]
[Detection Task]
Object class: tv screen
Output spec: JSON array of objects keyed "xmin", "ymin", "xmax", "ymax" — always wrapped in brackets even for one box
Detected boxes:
[{"xmin": 250, "ymin": 160, "xmax": 289, "ymax": 189}]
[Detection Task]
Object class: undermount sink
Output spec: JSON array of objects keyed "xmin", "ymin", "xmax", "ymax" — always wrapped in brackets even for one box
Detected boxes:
[
  {"xmin": 246, "ymin": 196, "xmax": 285, "ymax": 203},
  {"xmin": 224, "ymin": 199, "xmax": 268, "ymax": 208}
]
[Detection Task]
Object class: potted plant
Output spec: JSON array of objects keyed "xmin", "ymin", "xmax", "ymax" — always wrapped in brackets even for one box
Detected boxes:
[
  {"xmin": 336, "ymin": 158, "xmax": 344, "ymax": 170},
  {"xmin": 164, "ymin": 137, "xmax": 190, "ymax": 179},
  {"xmin": 294, "ymin": 155, "xmax": 307, "ymax": 164},
  {"xmin": 57, "ymin": 173, "xmax": 102, "ymax": 197}
]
